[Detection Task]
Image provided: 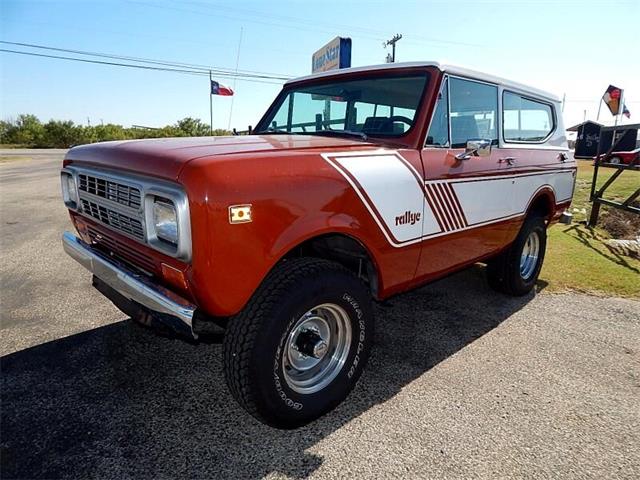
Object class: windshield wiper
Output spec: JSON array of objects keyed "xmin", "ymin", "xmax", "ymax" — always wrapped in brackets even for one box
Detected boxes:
[
  {"xmin": 258, "ymin": 130, "xmax": 302, "ymax": 135},
  {"xmin": 309, "ymin": 129, "xmax": 368, "ymax": 141}
]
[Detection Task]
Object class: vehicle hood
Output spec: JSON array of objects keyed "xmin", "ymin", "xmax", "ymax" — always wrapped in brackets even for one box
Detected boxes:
[{"xmin": 64, "ymin": 135, "xmax": 376, "ymax": 180}]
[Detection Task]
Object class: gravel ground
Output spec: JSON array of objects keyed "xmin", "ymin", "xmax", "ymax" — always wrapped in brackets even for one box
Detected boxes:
[{"xmin": 1, "ymin": 151, "xmax": 639, "ymax": 479}]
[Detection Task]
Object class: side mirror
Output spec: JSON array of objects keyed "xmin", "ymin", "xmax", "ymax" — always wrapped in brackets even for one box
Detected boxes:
[{"xmin": 455, "ymin": 139, "xmax": 492, "ymax": 161}]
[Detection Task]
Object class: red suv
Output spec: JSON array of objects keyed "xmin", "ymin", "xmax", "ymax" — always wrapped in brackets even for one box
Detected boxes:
[{"xmin": 61, "ymin": 62, "xmax": 576, "ymax": 427}]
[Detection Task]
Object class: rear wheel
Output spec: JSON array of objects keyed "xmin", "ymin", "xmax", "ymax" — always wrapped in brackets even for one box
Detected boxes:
[
  {"xmin": 487, "ymin": 214, "xmax": 547, "ymax": 296},
  {"xmin": 609, "ymin": 156, "xmax": 622, "ymax": 165},
  {"xmin": 223, "ymin": 258, "xmax": 374, "ymax": 428}
]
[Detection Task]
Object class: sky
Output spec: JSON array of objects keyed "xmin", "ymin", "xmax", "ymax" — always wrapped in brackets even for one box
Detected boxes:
[{"xmin": 1, "ymin": 0, "xmax": 639, "ymax": 132}]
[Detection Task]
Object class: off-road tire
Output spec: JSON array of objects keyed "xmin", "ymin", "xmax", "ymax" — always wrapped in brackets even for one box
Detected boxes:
[
  {"xmin": 486, "ymin": 214, "xmax": 547, "ymax": 296},
  {"xmin": 223, "ymin": 258, "xmax": 374, "ymax": 429}
]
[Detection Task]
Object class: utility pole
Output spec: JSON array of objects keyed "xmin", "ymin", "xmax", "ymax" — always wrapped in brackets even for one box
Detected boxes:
[{"xmin": 383, "ymin": 34, "xmax": 402, "ymax": 63}]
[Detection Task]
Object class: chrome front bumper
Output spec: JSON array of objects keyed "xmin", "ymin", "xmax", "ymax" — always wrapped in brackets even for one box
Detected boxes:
[{"xmin": 62, "ymin": 231, "xmax": 198, "ymax": 339}]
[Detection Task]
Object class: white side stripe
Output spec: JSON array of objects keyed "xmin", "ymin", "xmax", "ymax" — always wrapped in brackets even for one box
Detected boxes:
[{"xmin": 323, "ymin": 150, "xmax": 575, "ymax": 248}]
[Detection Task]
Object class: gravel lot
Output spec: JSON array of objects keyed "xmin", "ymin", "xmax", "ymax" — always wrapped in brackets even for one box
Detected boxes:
[{"xmin": 1, "ymin": 150, "xmax": 639, "ymax": 479}]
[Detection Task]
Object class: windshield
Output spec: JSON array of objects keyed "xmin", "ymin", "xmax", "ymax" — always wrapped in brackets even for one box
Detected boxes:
[{"xmin": 256, "ymin": 72, "xmax": 429, "ymax": 137}]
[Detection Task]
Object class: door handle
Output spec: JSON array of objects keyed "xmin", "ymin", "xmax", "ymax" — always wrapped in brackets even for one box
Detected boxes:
[{"xmin": 499, "ymin": 157, "xmax": 517, "ymax": 166}]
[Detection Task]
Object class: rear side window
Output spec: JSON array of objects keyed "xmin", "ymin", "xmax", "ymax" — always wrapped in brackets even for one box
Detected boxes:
[{"xmin": 503, "ymin": 92, "xmax": 554, "ymax": 142}]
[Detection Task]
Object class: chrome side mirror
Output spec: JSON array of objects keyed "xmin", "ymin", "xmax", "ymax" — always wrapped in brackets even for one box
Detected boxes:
[{"xmin": 455, "ymin": 139, "xmax": 492, "ymax": 161}]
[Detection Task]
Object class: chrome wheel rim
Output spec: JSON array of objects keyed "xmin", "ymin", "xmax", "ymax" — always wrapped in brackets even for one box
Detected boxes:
[
  {"xmin": 283, "ymin": 303, "xmax": 352, "ymax": 394},
  {"xmin": 520, "ymin": 231, "xmax": 540, "ymax": 280}
]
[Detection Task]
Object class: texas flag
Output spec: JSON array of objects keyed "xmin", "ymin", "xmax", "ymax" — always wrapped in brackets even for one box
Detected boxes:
[{"xmin": 210, "ymin": 80, "xmax": 234, "ymax": 96}]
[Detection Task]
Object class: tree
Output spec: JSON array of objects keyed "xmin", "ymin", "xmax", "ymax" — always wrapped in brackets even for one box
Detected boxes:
[
  {"xmin": 2, "ymin": 114, "xmax": 45, "ymax": 145},
  {"xmin": 175, "ymin": 117, "xmax": 210, "ymax": 137},
  {"xmin": 0, "ymin": 114, "xmax": 233, "ymax": 147},
  {"xmin": 41, "ymin": 120, "xmax": 81, "ymax": 148}
]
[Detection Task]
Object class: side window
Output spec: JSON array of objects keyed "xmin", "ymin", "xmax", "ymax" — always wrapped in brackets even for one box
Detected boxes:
[
  {"xmin": 449, "ymin": 78, "xmax": 498, "ymax": 148},
  {"xmin": 503, "ymin": 92, "xmax": 554, "ymax": 142},
  {"xmin": 425, "ymin": 78, "xmax": 449, "ymax": 147}
]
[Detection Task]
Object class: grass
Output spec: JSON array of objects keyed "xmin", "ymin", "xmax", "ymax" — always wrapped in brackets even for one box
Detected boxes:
[
  {"xmin": 570, "ymin": 160, "xmax": 639, "ymax": 223},
  {"xmin": 540, "ymin": 160, "xmax": 640, "ymax": 297},
  {"xmin": 0, "ymin": 144, "xmax": 30, "ymax": 149},
  {"xmin": 0, "ymin": 155, "xmax": 32, "ymax": 164}
]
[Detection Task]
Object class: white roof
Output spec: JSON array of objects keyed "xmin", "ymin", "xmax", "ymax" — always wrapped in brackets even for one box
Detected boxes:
[{"xmin": 286, "ymin": 61, "xmax": 561, "ymax": 102}]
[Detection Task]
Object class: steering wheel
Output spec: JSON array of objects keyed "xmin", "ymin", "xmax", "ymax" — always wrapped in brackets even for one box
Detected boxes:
[{"xmin": 387, "ymin": 115, "xmax": 413, "ymax": 126}]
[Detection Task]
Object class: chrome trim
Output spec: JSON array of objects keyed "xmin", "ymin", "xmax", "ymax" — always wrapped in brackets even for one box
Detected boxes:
[
  {"xmin": 520, "ymin": 230, "xmax": 540, "ymax": 281},
  {"xmin": 144, "ymin": 186, "xmax": 192, "ymax": 261},
  {"xmin": 60, "ymin": 169, "xmax": 79, "ymax": 210},
  {"xmin": 62, "ymin": 232, "xmax": 197, "ymax": 339},
  {"xmin": 62, "ymin": 166, "xmax": 192, "ymax": 262},
  {"xmin": 500, "ymin": 89, "xmax": 557, "ymax": 145},
  {"xmin": 283, "ymin": 303, "xmax": 352, "ymax": 395}
]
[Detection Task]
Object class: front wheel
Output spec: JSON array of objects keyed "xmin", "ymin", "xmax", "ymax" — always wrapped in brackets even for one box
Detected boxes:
[
  {"xmin": 486, "ymin": 214, "xmax": 547, "ymax": 296},
  {"xmin": 223, "ymin": 258, "xmax": 374, "ymax": 428}
]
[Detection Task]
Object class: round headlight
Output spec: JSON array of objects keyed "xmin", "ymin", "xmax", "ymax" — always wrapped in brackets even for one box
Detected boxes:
[{"xmin": 153, "ymin": 198, "xmax": 178, "ymax": 244}]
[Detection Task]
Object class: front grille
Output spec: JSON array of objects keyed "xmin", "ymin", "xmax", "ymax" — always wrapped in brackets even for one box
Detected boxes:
[
  {"xmin": 78, "ymin": 173, "xmax": 141, "ymax": 209},
  {"xmin": 80, "ymin": 199, "xmax": 144, "ymax": 240},
  {"xmin": 87, "ymin": 226, "xmax": 156, "ymax": 274}
]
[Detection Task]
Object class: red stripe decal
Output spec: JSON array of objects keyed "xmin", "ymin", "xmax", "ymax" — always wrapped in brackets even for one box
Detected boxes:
[
  {"xmin": 429, "ymin": 184, "xmax": 454, "ymax": 231},
  {"xmin": 447, "ymin": 183, "xmax": 468, "ymax": 227},
  {"xmin": 424, "ymin": 184, "xmax": 448, "ymax": 231},
  {"xmin": 424, "ymin": 187, "xmax": 446, "ymax": 232},
  {"xmin": 436, "ymin": 183, "xmax": 461, "ymax": 229},
  {"xmin": 441, "ymin": 183, "xmax": 464, "ymax": 228}
]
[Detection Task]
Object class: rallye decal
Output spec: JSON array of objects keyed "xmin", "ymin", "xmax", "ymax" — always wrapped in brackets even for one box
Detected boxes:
[
  {"xmin": 322, "ymin": 150, "xmax": 441, "ymax": 247},
  {"xmin": 322, "ymin": 150, "xmax": 574, "ymax": 248}
]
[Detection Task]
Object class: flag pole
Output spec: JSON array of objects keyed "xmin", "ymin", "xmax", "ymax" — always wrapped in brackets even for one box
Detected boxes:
[
  {"xmin": 209, "ymin": 70, "xmax": 213, "ymax": 135},
  {"xmin": 615, "ymin": 89, "xmax": 624, "ymax": 127},
  {"xmin": 228, "ymin": 26, "xmax": 243, "ymax": 131}
]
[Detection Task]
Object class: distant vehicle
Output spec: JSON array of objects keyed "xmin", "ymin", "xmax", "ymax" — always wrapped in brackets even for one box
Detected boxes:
[
  {"xmin": 603, "ymin": 147, "xmax": 640, "ymax": 165},
  {"xmin": 60, "ymin": 61, "xmax": 576, "ymax": 428}
]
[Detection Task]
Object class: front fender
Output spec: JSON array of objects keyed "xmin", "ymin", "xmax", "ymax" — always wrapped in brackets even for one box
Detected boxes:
[{"xmin": 178, "ymin": 151, "xmax": 390, "ymax": 317}]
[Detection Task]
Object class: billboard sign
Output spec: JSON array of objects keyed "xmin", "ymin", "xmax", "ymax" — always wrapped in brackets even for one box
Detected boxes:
[{"xmin": 312, "ymin": 37, "xmax": 352, "ymax": 73}]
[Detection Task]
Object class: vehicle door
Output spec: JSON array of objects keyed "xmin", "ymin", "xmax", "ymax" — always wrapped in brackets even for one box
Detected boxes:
[{"xmin": 417, "ymin": 75, "xmax": 510, "ymax": 277}]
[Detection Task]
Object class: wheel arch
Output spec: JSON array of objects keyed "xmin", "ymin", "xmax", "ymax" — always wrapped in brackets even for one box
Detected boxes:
[
  {"xmin": 526, "ymin": 187, "xmax": 556, "ymax": 223},
  {"xmin": 280, "ymin": 231, "xmax": 381, "ymax": 298}
]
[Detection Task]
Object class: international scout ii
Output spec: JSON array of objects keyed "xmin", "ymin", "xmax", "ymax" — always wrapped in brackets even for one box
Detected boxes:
[{"xmin": 61, "ymin": 62, "xmax": 576, "ymax": 428}]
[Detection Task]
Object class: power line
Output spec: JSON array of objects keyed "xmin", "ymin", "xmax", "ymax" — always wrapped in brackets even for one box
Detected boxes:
[
  {"xmin": 0, "ymin": 49, "xmax": 286, "ymax": 85},
  {"xmin": 0, "ymin": 40, "xmax": 291, "ymax": 80},
  {"xmin": 128, "ymin": 0, "xmax": 485, "ymax": 49}
]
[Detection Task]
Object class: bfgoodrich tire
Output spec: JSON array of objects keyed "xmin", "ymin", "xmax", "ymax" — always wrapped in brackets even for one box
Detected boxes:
[
  {"xmin": 223, "ymin": 258, "xmax": 374, "ymax": 429},
  {"xmin": 486, "ymin": 215, "xmax": 547, "ymax": 296}
]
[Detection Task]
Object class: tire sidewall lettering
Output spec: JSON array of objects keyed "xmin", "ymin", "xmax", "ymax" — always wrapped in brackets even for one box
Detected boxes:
[{"xmin": 342, "ymin": 293, "xmax": 366, "ymax": 380}]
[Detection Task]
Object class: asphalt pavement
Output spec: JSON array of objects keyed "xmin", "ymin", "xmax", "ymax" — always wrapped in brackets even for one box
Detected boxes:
[{"xmin": 1, "ymin": 150, "xmax": 639, "ymax": 479}]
